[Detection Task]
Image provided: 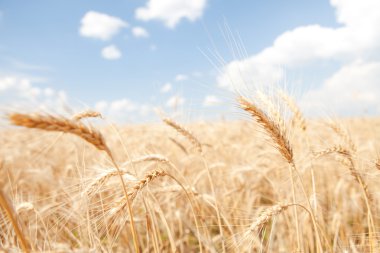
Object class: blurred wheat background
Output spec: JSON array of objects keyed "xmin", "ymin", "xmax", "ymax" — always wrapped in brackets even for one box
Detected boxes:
[{"xmin": 1, "ymin": 93, "xmax": 380, "ymax": 252}]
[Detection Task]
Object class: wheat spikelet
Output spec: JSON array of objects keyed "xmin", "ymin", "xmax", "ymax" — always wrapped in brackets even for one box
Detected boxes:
[
  {"xmin": 72, "ymin": 110, "xmax": 102, "ymax": 121},
  {"xmin": 278, "ymin": 90, "xmax": 307, "ymax": 131},
  {"xmin": 15, "ymin": 202, "xmax": 34, "ymax": 214},
  {"xmin": 9, "ymin": 113, "xmax": 111, "ymax": 156},
  {"xmin": 122, "ymin": 154, "xmax": 170, "ymax": 166},
  {"xmin": 128, "ymin": 169, "xmax": 167, "ymax": 200},
  {"xmin": 110, "ymin": 169, "xmax": 167, "ymax": 216},
  {"xmin": 315, "ymin": 145, "xmax": 370, "ymax": 200},
  {"xmin": 256, "ymin": 91, "xmax": 284, "ymax": 131},
  {"xmin": 85, "ymin": 170, "xmax": 137, "ymax": 197},
  {"xmin": 162, "ymin": 117, "xmax": 202, "ymax": 153},
  {"xmin": 327, "ymin": 122, "xmax": 356, "ymax": 152},
  {"xmin": 86, "ymin": 155, "xmax": 170, "ymax": 196},
  {"xmin": 249, "ymin": 204, "xmax": 290, "ymax": 232},
  {"xmin": 238, "ymin": 96, "xmax": 293, "ymax": 163},
  {"xmin": 314, "ymin": 145, "xmax": 350, "ymax": 158}
]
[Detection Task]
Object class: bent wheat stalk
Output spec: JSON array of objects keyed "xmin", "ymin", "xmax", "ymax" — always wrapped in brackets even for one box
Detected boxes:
[{"xmin": 0, "ymin": 189, "xmax": 30, "ymax": 253}]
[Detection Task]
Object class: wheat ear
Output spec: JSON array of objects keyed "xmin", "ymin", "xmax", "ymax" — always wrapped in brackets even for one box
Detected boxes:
[
  {"xmin": 72, "ymin": 110, "xmax": 102, "ymax": 121},
  {"xmin": 315, "ymin": 146, "xmax": 370, "ymax": 201},
  {"xmin": 238, "ymin": 96, "xmax": 293, "ymax": 163},
  {"xmin": 278, "ymin": 91, "xmax": 307, "ymax": 131},
  {"xmin": 162, "ymin": 117, "xmax": 202, "ymax": 153},
  {"xmin": 249, "ymin": 204, "xmax": 291, "ymax": 232},
  {"xmin": 9, "ymin": 113, "xmax": 111, "ymax": 156},
  {"xmin": 327, "ymin": 121, "xmax": 356, "ymax": 152},
  {"xmin": 111, "ymin": 169, "xmax": 167, "ymax": 216}
]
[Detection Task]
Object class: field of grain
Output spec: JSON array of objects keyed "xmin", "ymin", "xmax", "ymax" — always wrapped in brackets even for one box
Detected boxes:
[{"xmin": 1, "ymin": 96, "xmax": 380, "ymax": 252}]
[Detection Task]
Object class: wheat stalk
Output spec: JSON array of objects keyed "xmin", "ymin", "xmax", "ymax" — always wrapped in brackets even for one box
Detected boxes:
[{"xmin": 0, "ymin": 189, "xmax": 30, "ymax": 252}]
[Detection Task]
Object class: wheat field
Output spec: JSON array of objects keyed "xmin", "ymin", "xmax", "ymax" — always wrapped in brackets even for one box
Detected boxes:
[{"xmin": 1, "ymin": 95, "xmax": 380, "ymax": 252}]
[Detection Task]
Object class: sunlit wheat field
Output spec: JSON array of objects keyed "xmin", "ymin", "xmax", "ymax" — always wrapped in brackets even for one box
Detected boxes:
[{"xmin": 1, "ymin": 95, "xmax": 380, "ymax": 252}]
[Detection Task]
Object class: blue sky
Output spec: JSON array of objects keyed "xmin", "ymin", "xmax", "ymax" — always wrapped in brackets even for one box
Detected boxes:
[{"xmin": 0, "ymin": 0, "xmax": 379, "ymax": 122}]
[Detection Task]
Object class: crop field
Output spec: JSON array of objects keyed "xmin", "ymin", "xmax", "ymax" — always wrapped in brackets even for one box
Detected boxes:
[{"xmin": 0, "ymin": 96, "xmax": 380, "ymax": 252}]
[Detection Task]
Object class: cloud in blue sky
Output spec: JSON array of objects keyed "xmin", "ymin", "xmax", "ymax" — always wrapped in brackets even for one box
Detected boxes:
[
  {"xmin": 135, "ymin": 0, "xmax": 207, "ymax": 28},
  {"xmin": 218, "ymin": 0, "xmax": 380, "ymax": 115},
  {"xmin": 79, "ymin": 11, "xmax": 128, "ymax": 40},
  {"xmin": 160, "ymin": 82, "xmax": 172, "ymax": 93},
  {"xmin": 203, "ymin": 95, "xmax": 221, "ymax": 107},
  {"xmin": 166, "ymin": 95, "xmax": 185, "ymax": 108},
  {"xmin": 132, "ymin": 27, "xmax": 149, "ymax": 38},
  {"xmin": 101, "ymin": 45, "xmax": 122, "ymax": 60},
  {"xmin": 175, "ymin": 74, "xmax": 188, "ymax": 82},
  {"xmin": 0, "ymin": 76, "xmax": 68, "ymax": 113},
  {"xmin": 1, "ymin": 0, "xmax": 380, "ymax": 122}
]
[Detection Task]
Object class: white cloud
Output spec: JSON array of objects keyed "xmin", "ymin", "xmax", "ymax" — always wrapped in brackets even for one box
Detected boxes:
[
  {"xmin": 79, "ymin": 11, "xmax": 128, "ymax": 40},
  {"xmin": 217, "ymin": 0, "xmax": 380, "ymax": 115},
  {"xmin": 166, "ymin": 95, "xmax": 185, "ymax": 108},
  {"xmin": 175, "ymin": 74, "xmax": 188, "ymax": 81},
  {"xmin": 160, "ymin": 82, "xmax": 172, "ymax": 93},
  {"xmin": 0, "ymin": 76, "xmax": 39, "ymax": 99},
  {"xmin": 43, "ymin": 87, "xmax": 55, "ymax": 97},
  {"xmin": 94, "ymin": 100, "xmax": 108, "ymax": 112},
  {"xmin": 132, "ymin": 26, "xmax": 149, "ymax": 38},
  {"xmin": 203, "ymin": 95, "xmax": 221, "ymax": 107},
  {"xmin": 101, "ymin": 45, "xmax": 122, "ymax": 60},
  {"xmin": 301, "ymin": 61, "xmax": 380, "ymax": 115},
  {"xmin": 135, "ymin": 0, "xmax": 207, "ymax": 28},
  {"xmin": 109, "ymin": 99, "xmax": 136, "ymax": 112},
  {"xmin": 94, "ymin": 98, "xmax": 154, "ymax": 121},
  {"xmin": 0, "ymin": 75, "xmax": 68, "ymax": 112}
]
